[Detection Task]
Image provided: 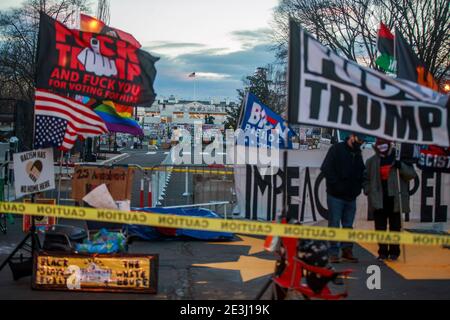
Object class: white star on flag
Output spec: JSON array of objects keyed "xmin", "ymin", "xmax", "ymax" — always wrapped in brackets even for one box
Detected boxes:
[{"xmin": 34, "ymin": 89, "xmax": 108, "ymax": 151}]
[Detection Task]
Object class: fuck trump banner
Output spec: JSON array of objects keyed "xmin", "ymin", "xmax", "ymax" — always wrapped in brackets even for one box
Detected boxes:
[
  {"xmin": 36, "ymin": 13, "xmax": 158, "ymax": 106},
  {"xmin": 287, "ymin": 20, "xmax": 450, "ymax": 147}
]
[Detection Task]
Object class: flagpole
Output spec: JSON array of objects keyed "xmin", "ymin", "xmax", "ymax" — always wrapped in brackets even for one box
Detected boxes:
[
  {"xmin": 57, "ymin": 151, "xmax": 64, "ymax": 205},
  {"xmin": 395, "ymin": 143, "xmax": 407, "ymax": 263},
  {"xmin": 194, "ymin": 76, "xmax": 197, "ymax": 102}
]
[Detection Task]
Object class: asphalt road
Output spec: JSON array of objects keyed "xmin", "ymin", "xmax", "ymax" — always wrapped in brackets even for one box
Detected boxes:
[
  {"xmin": 1, "ymin": 223, "xmax": 449, "ymax": 300},
  {"xmin": 0, "ymin": 148, "xmax": 449, "ymax": 300}
]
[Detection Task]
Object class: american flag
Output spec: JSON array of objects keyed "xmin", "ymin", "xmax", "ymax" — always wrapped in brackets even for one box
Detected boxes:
[{"xmin": 34, "ymin": 89, "xmax": 108, "ymax": 151}]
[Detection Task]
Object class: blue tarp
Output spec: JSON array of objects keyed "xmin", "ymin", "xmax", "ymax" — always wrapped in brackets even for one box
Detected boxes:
[{"xmin": 127, "ymin": 207, "xmax": 234, "ymax": 241}]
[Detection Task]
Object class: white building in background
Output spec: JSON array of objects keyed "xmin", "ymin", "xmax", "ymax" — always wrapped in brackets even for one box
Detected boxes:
[{"xmin": 141, "ymin": 95, "xmax": 235, "ymax": 126}]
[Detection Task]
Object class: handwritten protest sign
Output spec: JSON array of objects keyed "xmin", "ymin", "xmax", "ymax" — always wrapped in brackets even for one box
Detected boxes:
[
  {"xmin": 13, "ymin": 148, "xmax": 55, "ymax": 198},
  {"xmin": 32, "ymin": 252, "xmax": 158, "ymax": 293},
  {"xmin": 71, "ymin": 166, "xmax": 134, "ymax": 202}
]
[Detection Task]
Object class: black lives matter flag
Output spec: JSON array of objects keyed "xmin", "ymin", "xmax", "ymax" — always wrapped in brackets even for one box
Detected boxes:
[
  {"xmin": 287, "ymin": 20, "xmax": 450, "ymax": 148},
  {"xmin": 36, "ymin": 13, "xmax": 159, "ymax": 106}
]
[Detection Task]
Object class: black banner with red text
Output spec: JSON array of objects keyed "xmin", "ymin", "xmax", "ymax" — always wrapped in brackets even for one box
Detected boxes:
[{"xmin": 36, "ymin": 13, "xmax": 158, "ymax": 106}]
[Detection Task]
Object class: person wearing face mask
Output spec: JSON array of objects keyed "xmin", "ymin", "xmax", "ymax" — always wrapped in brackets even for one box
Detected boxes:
[
  {"xmin": 320, "ymin": 132, "xmax": 366, "ymax": 263},
  {"xmin": 363, "ymin": 138, "xmax": 417, "ymax": 261}
]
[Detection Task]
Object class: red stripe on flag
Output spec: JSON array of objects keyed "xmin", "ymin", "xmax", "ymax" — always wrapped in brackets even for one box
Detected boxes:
[
  {"xmin": 378, "ymin": 23, "xmax": 394, "ymax": 40},
  {"xmin": 35, "ymin": 96, "xmax": 103, "ymax": 124},
  {"xmin": 266, "ymin": 115, "xmax": 277, "ymax": 125},
  {"xmin": 35, "ymin": 90, "xmax": 106, "ymax": 125},
  {"xmin": 35, "ymin": 106, "xmax": 107, "ymax": 135}
]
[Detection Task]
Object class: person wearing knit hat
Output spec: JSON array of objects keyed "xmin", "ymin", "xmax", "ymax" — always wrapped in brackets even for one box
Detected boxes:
[
  {"xmin": 320, "ymin": 132, "xmax": 366, "ymax": 263},
  {"xmin": 363, "ymin": 138, "xmax": 417, "ymax": 261}
]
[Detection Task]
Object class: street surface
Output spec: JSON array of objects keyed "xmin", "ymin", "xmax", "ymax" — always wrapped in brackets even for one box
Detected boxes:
[{"xmin": 0, "ymin": 148, "xmax": 449, "ymax": 300}]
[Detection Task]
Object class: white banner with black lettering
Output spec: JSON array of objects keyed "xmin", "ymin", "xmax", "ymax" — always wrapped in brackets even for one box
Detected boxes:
[
  {"xmin": 287, "ymin": 20, "xmax": 450, "ymax": 147},
  {"xmin": 234, "ymin": 149, "xmax": 450, "ymax": 223}
]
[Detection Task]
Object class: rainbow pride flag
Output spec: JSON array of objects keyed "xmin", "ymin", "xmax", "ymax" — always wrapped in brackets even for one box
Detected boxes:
[{"xmin": 94, "ymin": 101, "xmax": 143, "ymax": 136}]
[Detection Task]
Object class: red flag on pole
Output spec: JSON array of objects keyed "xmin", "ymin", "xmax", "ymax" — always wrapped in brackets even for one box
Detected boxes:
[{"xmin": 80, "ymin": 13, "xmax": 142, "ymax": 48}]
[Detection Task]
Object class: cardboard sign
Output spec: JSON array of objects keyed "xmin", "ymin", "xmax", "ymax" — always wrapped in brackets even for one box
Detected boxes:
[
  {"xmin": 23, "ymin": 198, "xmax": 57, "ymax": 232},
  {"xmin": 13, "ymin": 148, "xmax": 55, "ymax": 198},
  {"xmin": 33, "ymin": 252, "xmax": 158, "ymax": 293},
  {"xmin": 71, "ymin": 166, "xmax": 134, "ymax": 202}
]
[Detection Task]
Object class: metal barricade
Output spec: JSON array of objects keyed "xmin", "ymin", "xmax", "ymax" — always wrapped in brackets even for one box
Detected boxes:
[
  {"xmin": 6, "ymin": 149, "xmax": 238, "ymax": 217},
  {"xmin": 141, "ymin": 164, "xmax": 236, "ymax": 216}
]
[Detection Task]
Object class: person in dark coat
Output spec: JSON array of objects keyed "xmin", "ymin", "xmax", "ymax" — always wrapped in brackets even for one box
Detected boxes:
[
  {"xmin": 363, "ymin": 138, "xmax": 417, "ymax": 261},
  {"xmin": 320, "ymin": 132, "xmax": 366, "ymax": 263}
]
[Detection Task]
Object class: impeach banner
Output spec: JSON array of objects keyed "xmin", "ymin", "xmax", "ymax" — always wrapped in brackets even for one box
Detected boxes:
[
  {"xmin": 71, "ymin": 166, "xmax": 134, "ymax": 202},
  {"xmin": 33, "ymin": 252, "xmax": 158, "ymax": 293},
  {"xmin": 287, "ymin": 20, "xmax": 450, "ymax": 147},
  {"xmin": 36, "ymin": 13, "xmax": 158, "ymax": 106},
  {"xmin": 234, "ymin": 148, "xmax": 450, "ymax": 223}
]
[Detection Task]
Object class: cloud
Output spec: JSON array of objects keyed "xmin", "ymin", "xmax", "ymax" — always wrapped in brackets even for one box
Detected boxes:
[
  {"xmin": 230, "ymin": 28, "xmax": 273, "ymax": 49},
  {"xmin": 148, "ymin": 43, "xmax": 276, "ymax": 101},
  {"xmin": 144, "ymin": 41, "xmax": 206, "ymax": 51},
  {"xmin": 141, "ymin": 28, "xmax": 277, "ymax": 101},
  {"xmin": 195, "ymin": 72, "xmax": 232, "ymax": 80}
]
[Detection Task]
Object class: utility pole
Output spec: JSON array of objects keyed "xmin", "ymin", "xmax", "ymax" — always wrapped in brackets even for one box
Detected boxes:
[{"xmin": 84, "ymin": 0, "xmax": 111, "ymax": 161}]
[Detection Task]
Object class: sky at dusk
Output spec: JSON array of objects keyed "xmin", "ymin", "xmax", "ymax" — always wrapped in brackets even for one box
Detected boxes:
[{"xmin": 0, "ymin": 0, "xmax": 280, "ymax": 102}]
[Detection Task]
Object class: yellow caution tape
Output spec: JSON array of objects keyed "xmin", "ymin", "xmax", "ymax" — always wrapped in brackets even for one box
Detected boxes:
[{"xmin": 1, "ymin": 201, "xmax": 449, "ymax": 247}]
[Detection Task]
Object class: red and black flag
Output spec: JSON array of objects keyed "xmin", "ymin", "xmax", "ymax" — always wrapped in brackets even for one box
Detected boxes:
[
  {"xmin": 375, "ymin": 23, "xmax": 395, "ymax": 73},
  {"xmin": 395, "ymin": 28, "xmax": 439, "ymax": 91},
  {"xmin": 36, "ymin": 13, "xmax": 158, "ymax": 106},
  {"xmin": 394, "ymin": 29, "xmax": 448, "ymax": 172},
  {"xmin": 80, "ymin": 13, "xmax": 142, "ymax": 49}
]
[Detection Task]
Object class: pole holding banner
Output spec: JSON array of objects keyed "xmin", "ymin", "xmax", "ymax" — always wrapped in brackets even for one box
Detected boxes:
[
  {"xmin": 57, "ymin": 151, "xmax": 64, "ymax": 205},
  {"xmin": 395, "ymin": 143, "xmax": 407, "ymax": 263}
]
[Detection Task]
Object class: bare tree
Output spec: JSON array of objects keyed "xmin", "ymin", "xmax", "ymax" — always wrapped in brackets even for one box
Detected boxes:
[
  {"xmin": 96, "ymin": 0, "xmax": 110, "ymax": 24},
  {"xmin": 225, "ymin": 64, "xmax": 288, "ymax": 129},
  {"xmin": 272, "ymin": 0, "xmax": 449, "ymax": 83},
  {"xmin": 0, "ymin": 0, "xmax": 90, "ymax": 102},
  {"xmin": 384, "ymin": 0, "xmax": 450, "ymax": 82}
]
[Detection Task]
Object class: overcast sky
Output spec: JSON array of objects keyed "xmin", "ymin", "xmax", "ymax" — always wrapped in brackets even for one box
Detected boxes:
[{"xmin": 1, "ymin": 0, "xmax": 280, "ymax": 102}]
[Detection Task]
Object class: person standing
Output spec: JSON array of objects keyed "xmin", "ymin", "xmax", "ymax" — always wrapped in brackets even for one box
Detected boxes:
[
  {"xmin": 320, "ymin": 132, "xmax": 366, "ymax": 263},
  {"xmin": 363, "ymin": 138, "xmax": 417, "ymax": 261}
]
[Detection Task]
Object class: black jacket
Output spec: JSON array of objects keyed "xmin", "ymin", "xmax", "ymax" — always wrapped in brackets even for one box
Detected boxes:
[{"xmin": 320, "ymin": 141, "xmax": 365, "ymax": 201}]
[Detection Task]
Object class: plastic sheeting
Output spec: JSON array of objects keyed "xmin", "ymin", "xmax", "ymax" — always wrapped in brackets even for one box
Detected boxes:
[{"xmin": 127, "ymin": 207, "xmax": 234, "ymax": 241}]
